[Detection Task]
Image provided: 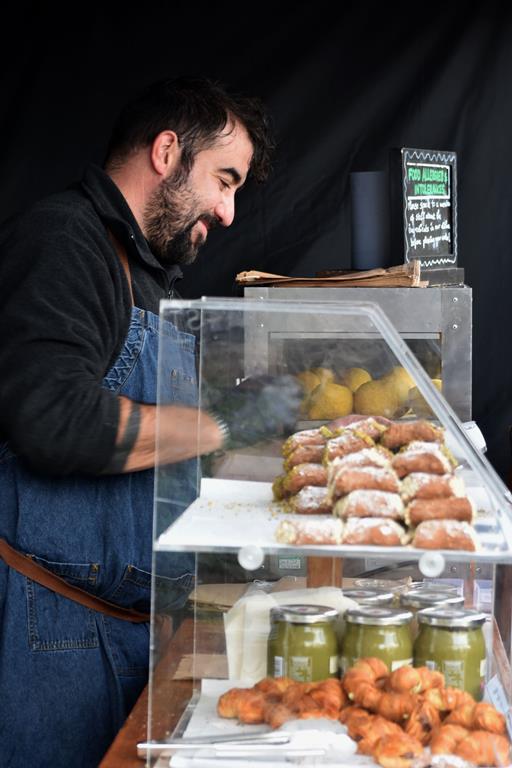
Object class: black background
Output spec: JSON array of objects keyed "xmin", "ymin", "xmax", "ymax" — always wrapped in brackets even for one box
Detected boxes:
[{"xmin": 2, "ymin": 3, "xmax": 512, "ymax": 479}]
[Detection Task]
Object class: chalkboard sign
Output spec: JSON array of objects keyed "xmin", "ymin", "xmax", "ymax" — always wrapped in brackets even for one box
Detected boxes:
[{"xmin": 391, "ymin": 147, "xmax": 457, "ymax": 269}]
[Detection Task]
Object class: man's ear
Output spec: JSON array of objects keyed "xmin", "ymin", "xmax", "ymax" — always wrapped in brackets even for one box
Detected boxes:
[{"xmin": 150, "ymin": 130, "xmax": 180, "ymax": 177}]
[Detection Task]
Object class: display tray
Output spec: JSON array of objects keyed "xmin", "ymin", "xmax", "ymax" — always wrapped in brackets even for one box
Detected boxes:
[
  {"xmin": 168, "ymin": 679, "xmax": 376, "ymax": 767},
  {"xmin": 156, "ymin": 478, "xmax": 512, "ymax": 563}
]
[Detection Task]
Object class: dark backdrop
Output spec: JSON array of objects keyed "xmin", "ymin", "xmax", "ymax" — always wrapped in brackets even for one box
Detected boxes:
[{"xmin": 2, "ymin": 3, "xmax": 512, "ymax": 478}]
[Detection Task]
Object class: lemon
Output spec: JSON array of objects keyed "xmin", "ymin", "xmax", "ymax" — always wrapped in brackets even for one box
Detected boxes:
[
  {"xmin": 340, "ymin": 367, "xmax": 372, "ymax": 393},
  {"xmin": 353, "ymin": 379, "xmax": 400, "ymax": 419},
  {"xmin": 381, "ymin": 366, "xmax": 416, "ymax": 407},
  {"xmin": 307, "ymin": 382, "xmax": 353, "ymax": 420},
  {"xmin": 310, "ymin": 367, "xmax": 336, "ymax": 384},
  {"xmin": 408, "ymin": 379, "xmax": 442, "ymax": 417},
  {"xmin": 296, "ymin": 370, "xmax": 322, "ymax": 395}
]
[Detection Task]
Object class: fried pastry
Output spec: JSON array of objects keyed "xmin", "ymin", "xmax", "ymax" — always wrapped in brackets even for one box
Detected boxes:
[
  {"xmin": 406, "ymin": 495, "xmax": 475, "ymax": 526},
  {"xmin": 281, "ymin": 463, "xmax": 328, "ymax": 494},
  {"xmin": 283, "ymin": 443, "xmax": 325, "ymax": 470},
  {"xmin": 371, "ymin": 732, "xmax": 424, "ymax": 768},
  {"xmin": 334, "ymin": 490, "xmax": 405, "ymax": 520},
  {"xmin": 329, "ymin": 465, "xmax": 401, "ymax": 497},
  {"xmin": 401, "ymin": 472, "xmax": 465, "ymax": 502},
  {"xmin": 344, "ymin": 417, "xmax": 389, "ymax": 441},
  {"xmin": 324, "ymin": 430, "xmax": 374, "ymax": 462},
  {"xmin": 454, "ymin": 730, "xmax": 511, "ymax": 766},
  {"xmin": 282, "ymin": 428, "xmax": 329, "ymax": 457},
  {"xmin": 275, "ymin": 516, "xmax": 343, "ymax": 545},
  {"xmin": 341, "ymin": 517, "xmax": 409, "ymax": 546},
  {"xmin": 286, "ymin": 485, "xmax": 332, "ymax": 515},
  {"xmin": 430, "ymin": 723, "xmax": 470, "ymax": 754},
  {"xmin": 412, "ymin": 519, "xmax": 477, "ymax": 551},
  {"xmin": 380, "ymin": 419, "xmax": 444, "ymax": 449},
  {"xmin": 392, "ymin": 447, "xmax": 453, "ymax": 478}
]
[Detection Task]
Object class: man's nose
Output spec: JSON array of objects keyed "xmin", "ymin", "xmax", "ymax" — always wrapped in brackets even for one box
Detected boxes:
[{"xmin": 214, "ymin": 196, "xmax": 235, "ymax": 227}]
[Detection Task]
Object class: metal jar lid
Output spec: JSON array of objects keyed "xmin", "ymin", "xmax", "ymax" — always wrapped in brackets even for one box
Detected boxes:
[
  {"xmin": 343, "ymin": 588, "xmax": 394, "ymax": 606},
  {"xmin": 417, "ymin": 607, "xmax": 487, "ymax": 629},
  {"xmin": 407, "ymin": 581, "xmax": 460, "ymax": 594},
  {"xmin": 345, "ymin": 606, "xmax": 413, "ymax": 626},
  {"xmin": 399, "ymin": 590, "xmax": 464, "ymax": 610},
  {"xmin": 271, "ymin": 604, "xmax": 338, "ymax": 624}
]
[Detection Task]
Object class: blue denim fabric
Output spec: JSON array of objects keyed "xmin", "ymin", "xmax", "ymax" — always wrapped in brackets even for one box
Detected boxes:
[{"xmin": 0, "ymin": 307, "xmax": 198, "ymax": 767}]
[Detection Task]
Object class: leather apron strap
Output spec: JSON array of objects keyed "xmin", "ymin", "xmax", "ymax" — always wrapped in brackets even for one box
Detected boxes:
[{"xmin": 0, "ymin": 538, "xmax": 150, "ymax": 622}]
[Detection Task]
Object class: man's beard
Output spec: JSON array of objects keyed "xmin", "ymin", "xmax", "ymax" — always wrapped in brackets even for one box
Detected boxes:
[{"xmin": 143, "ymin": 166, "xmax": 217, "ymax": 265}]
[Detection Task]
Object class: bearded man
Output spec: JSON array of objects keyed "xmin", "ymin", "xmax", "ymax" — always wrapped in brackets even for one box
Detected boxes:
[{"xmin": 0, "ymin": 77, "xmax": 275, "ymax": 767}]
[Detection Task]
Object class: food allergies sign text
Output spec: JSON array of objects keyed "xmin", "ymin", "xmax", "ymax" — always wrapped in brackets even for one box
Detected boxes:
[{"xmin": 401, "ymin": 149, "xmax": 457, "ymax": 268}]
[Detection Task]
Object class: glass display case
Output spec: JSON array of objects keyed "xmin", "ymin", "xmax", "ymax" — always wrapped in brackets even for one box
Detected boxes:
[{"xmin": 144, "ymin": 296, "xmax": 512, "ymax": 767}]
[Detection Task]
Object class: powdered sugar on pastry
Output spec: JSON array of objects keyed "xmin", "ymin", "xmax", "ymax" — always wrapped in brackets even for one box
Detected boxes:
[
  {"xmin": 275, "ymin": 517, "xmax": 344, "ymax": 545},
  {"xmin": 334, "ymin": 490, "xmax": 405, "ymax": 520}
]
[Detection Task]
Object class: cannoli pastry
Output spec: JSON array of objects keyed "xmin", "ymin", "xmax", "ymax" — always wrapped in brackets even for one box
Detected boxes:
[
  {"xmin": 286, "ymin": 485, "xmax": 332, "ymax": 515},
  {"xmin": 282, "ymin": 463, "xmax": 328, "ymax": 495},
  {"xmin": 283, "ymin": 443, "xmax": 325, "ymax": 470},
  {"xmin": 342, "ymin": 517, "xmax": 410, "ymax": 546},
  {"xmin": 329, "ymin": 465, "xmax": 400, "ymax": 498},
  {"xmin": 334, "ymin": 490, "xmax": 405, "ymax": 520},
  {"xmin": 392, "ymin": 444, "xmax": 455, "ymax": 478},
  {"xmin": 380, "ymin": 420, "xmax": 444, "ymax": 450},
  {"xmin": 282, "ymin": 428, "xmax": 329, "ymax": 457},
  {"xmin": 275, "ymin": 516, "xmax": 343, "ymax": 545},
  {"xmin": 406, "ymin": 496, "xmax": 475, "ymax": 526},
  {"xmin": 344, "ymin": 417, "xmax": 389, "ymax": 441},
  {"xmin": 412, "ymin": 519, "xmax": 477, "ymax": 551},
  {"xmin": 401, "ymin": 472, "xmax": 465, "ymax": 502},
  {"xmin": 324, "ymin": 430, "xmax": 374, "ymax": 462},
  {"xmin": 328, "ymin": 446, "xmax": 392, "ymax": 474}
]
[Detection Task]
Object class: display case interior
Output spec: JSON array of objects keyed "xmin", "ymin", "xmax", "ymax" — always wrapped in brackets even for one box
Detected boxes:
[{"xmin": 146, "ymin": 297, "xmax": 512, "ymax": 767}]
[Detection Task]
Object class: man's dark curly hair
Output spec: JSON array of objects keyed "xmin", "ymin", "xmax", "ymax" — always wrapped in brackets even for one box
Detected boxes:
[{"xmin": 104, "ymin": 76, "xmax": 274, "ymax": 183}]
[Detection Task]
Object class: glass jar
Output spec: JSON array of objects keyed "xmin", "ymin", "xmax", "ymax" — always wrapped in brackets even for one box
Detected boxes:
[
  {"xmin": 343, "ymin": 588, "xmax": 395, "ymax": 607},
  {"xmin": 267, "ymin": 604, "xmax": 339, "ymax": 682},
  {"xmin": 413, "ymin": 607, "xmax": 487, "ymax": 700},
  {"xmin": 400, "ymin": 590, "xmax": 464, "ymax": 637},
  {"xmin": 340, "ymin": 606, "xmax": 413, "ymax": 674}
]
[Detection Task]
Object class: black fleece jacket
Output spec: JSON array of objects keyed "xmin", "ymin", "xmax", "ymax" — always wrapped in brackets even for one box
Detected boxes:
[{"xmin": 0, "ymin": 164, "xmax": 183, "ymax": 476}]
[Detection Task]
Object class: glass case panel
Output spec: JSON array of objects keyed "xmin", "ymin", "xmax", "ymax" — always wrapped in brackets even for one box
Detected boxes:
[{"xmin": 146, "ymin": 296, "xmax": 512, "ymax": 764}]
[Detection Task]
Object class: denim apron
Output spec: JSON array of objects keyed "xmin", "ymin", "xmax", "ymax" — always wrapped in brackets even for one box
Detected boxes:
[{"xmin": 0, "ymin": 306, "xmax": 197, "ymax": 768}]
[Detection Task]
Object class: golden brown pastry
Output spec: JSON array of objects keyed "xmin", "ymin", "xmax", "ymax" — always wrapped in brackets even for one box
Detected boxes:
[
  {"xmin": 386, "ymin": 666, "xmax": 422, "ymax": 694},
  {"xmin": 380, "ymin": 419, "xmax": 444, "ymax": 450},
  {"xmin": 412, "ymin": 519, "xmax": 477, "ymax": 551},
  {"xmin": 371, "ymin": 732, "xmax": 424, "ymax": 768},
  {"xmin": 283, "ymin": 443, "xmax": 325, "ymax": 470},
  {"xmin": 430, "ymin": 723, "xmax": 470, "ymax": 754},
  {"xmin": 275, "ymin": 517, "xmax": 343, "ymax": 545},
  {"xmin": 472, "ymin": 702, "xmax": 508, "ymax": 735},
  {"xmin": 282, "ymin": 428, "xmax": 330, "ymax": 457},
  {"xmin": 281, "ymin": 463, "xmax": 328, "ymax": 494},
  {"xmin": 454, "ymin": 730, "xmax": 512, "ymax": 766},
  {"xmin": 323, "ymin": 430, "xmax": 374, "ymax": 462},
  {"xmin": 406, "ymin": 495, "xmax": 475, "ymax": 525},
  {"xmin": 356, "ymin": 716, "xmax": 404, "ymax": 755},
  {"xmin": 341, "ymin": 517, "xmax": 409, "ymax": 547},
  {"xmin": 286, "ymin": 485, "xmax": 332, "ymax": 515},
  {"xmin": 329, "ymin": 465, "xmax": 400, "ymax": 497},
  {"xmin": 401, "ymin": 471, "xmax": 465, "ymax": 502},
  {"xmin": 392, "ymin": 447, "xmax": 453, "ymax": 478},
  {"xmin": 423, "ymin": 685, "xmax": 474, "ymax": 713},
  {"xmin": 334, "ymin": 490, "xmax": 405, "ymax": 520},
  {"xmin": 404, "ymin": 699, "xmax": 441, "ymax": 744},
  {"xmin": 344, "ymin": 417, "xmax": 389, "ymax": 441}
]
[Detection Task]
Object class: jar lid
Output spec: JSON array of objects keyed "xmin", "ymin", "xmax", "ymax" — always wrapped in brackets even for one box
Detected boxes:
[
  {"xmin": 353, "ymin": 578, "xmax": 404, "ymax": 593},
  {"xmin": 406, "ymin": 581, "xmax": 460, "ymax": 595},
  {"xmin": 343, "ymin": 588, "xmax": 394, "ymax": 605},
  {"xmin": 271, "ymin": 604, "xmax": 338, "ymax": 624},
  {"xmin": 417, "ymin": 607, "xmax": 487, "ymax": 628},
  {"xmin": 345, "ymin": 606, "xmax": 413, "ymax": 626},
  {"xmin": 399, "ymin": 590, "xmax": 464, "ymax": 609}
]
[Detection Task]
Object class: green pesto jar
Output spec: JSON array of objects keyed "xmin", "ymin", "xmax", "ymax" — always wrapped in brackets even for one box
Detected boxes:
[
  {"xmin": 413, "ymin": 607, "xmax": 487, "ymax": 701},
  {"xmin": 400, "ymin": 590, "xmax": 465, "ymax": 637},
  {"xmin": 343, "ymin": 588, "xmax": 395, "ymax": 607},
  {"xmin": 340, "ymin": 607, "xmax": 413, "ymax": 674},
  {"xmin": 267, "ymin": 604, "xmax": 339, "ymax": 682}
]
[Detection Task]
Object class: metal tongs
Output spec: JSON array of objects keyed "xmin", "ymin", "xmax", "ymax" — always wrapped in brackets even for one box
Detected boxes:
[{"xmin": 137, "ymin": 730, "xmax": 325, "ymax": 757}]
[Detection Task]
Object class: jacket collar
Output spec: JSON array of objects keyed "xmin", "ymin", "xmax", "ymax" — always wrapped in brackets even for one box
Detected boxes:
[{"xmin": 79, "ymin": 163, "xmax": 183, "ymax": 282}]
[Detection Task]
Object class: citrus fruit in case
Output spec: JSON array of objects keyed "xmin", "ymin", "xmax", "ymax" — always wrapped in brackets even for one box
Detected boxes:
[{"xmin": 308, "ymin": 381, "xmax": 353, "ymax": 420}]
